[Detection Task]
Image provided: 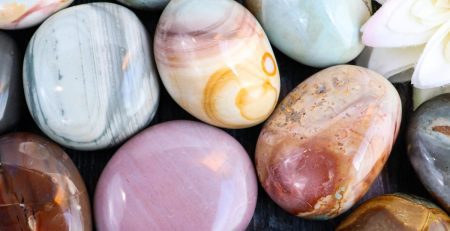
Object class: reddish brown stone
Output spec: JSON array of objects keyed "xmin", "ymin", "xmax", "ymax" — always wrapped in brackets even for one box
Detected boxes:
[
  {"xmin": 337, "ymin": 194, "xmax": 450, "ymax": 231},
  {"xmin": 256, "ymin": 65, "xmax": 402, "ymax": 219},
  {"xmin": 0, "ymin": 133, "xmax": 91, "ymax": 231}
]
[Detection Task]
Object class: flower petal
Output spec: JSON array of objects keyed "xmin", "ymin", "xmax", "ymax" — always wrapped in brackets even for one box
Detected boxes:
[
  {"xmin": 412, "ymin": 22, "xmax": 450, "ymax": 88},
  {"xmin": 413, "ymin": 85, "xmax": 450, "ymax": 109},
  {"xmin": 375, "ymin": 0, "xmax": 387, "ymax": 4},
  {"xmin": 356, "ymin": 46, "xmax": 423, "ymax": 79},
  {"xmin": 362, "ymin": 0, "xmax": 448, "ymax": 47}
]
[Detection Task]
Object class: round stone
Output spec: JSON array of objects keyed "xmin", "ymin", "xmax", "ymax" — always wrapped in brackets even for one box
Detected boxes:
[
  {"xmin": 154, "ymin": 0, "xmax": 280, "ymax": 129},
  {"xmin": 246, "ymin": 0, "xmax": 371, "ymax": 67},
  {"xmin": 23, "ymin": 3, "xmax": 160, "ymax": 151},
  {"xmin": 94, "ymin": 120, "xmax": 257, "ymax": 231},
  {"xmin": 408, "ymin": 94, "xmax": 450, "ymax": 212},
  {"xmin": 0, "ymin": 32, "xmax": 21, "ymax": 133},
  {"xmin": 0, "ymin": 133, "xmax": 92, "ymax": 231},
  {"xmin": 255, "ymin": 65, "xmax": 402, "ymax": 219}
]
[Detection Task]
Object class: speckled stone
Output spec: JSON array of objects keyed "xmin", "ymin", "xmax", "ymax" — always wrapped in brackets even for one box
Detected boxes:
[
  {"xmin": 94, "ymin": 120, "xmax": 257, "ymax": 231},
  {"xmin": 24, "ymin": 3, "xmax": 159, "ymax": 151},
  {"xmin": 408, "ymin": 94, "xmax": 450, "ymax": 212},
  {"xmin": 256, "ymin": 65, "xmax": 402, "ymax": 219},
  {"xmin": 0, "ymin": 32, "xmax": 20, "ymax": 133},
  {"xmin": 0, "ymin": 133, "xmax": 92, "ymax": 231},
  {"xmin": 337, "ymin": 194, "xmax": 450, "ymax": 231}
]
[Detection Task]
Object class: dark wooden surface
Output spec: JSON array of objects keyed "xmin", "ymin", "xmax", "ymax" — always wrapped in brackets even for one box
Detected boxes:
[{"xmin": 4, "ymin": 1, "xmax": 432, "ymax": 230}]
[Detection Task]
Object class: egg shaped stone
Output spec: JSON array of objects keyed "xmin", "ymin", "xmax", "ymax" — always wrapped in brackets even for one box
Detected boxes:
[
  {"xmin": 116, "ymin": 0, "xmax": 169, "ymax": 10},
  {"xmin": 246, "ymin": 0, "xmax": 371, "ymax": 67},
  {"xmin": 94, "ymin": 120, "xmax": 257, "ymax": 231},
  {"xmin": 0, "ymin": 32, "xmax": 21, "ymax": 133},
  {"xmin": 255, "ymin": 65, "xmax": 402, "ymax": 219},
  {"xmin": 24, "ymin": 3, "xmax": 160, "ymax": 151},
  {"xmin": 154, "ymin": 0, "xmax": 280, "ymax": 129},
  {"xmin": 0, "ymin": 0, "xmax": 73, "ymax": 30},
  {"xmin": 408, "ymin": 94, "xmax": 450, "ymax": 212},
  {"xmin": 337, "ymin": 194, "xmax": 450, "ymax": 231},
  {"xmin": 0, "ymin": 133, "xmax": 91, "ymax": 231}
]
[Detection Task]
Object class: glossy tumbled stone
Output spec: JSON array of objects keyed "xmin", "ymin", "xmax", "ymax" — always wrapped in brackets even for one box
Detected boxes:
[
  {"xmin": 0, "ymin": 0, "xmax": 73, "ymax": 30},
  {"xmin": 94, "ymin": 120, "xmax": 257, "ymax": 231},
  {"xmin": 154, "ymin": 0, "xmax": 280, "ymax": 129},
  {"xmin": 0, "ymin": 133, "xmax": 91, "ymax": 231},
  {"xmin": 0, "ymin": 32, "xmax": 20, "ymax": 133},
  {"xmin": 116, "ymin": 0, "xmax": 169, "ymax": 9},
  {"xmin": 408, "ymin": 94, "xmax": 450, "ymax": 212},
  {"xmin": 256, "ymin": 65, "xmax": 402, "ymax": 219},
  {"xmin": 24, "ymin": 3, "xmax": 159, "ymax": 151},
  {"xmin": 337, "ymin": 194, "xmax": 450, "ymax": 231},
  {"xmin": 246, "ymin": 0, "xmax": 371, "ymax": 68}
]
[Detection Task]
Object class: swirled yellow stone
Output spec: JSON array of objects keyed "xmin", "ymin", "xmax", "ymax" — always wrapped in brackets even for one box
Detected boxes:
[{"xmin": 154, "ymin": 0, "xmax": 280, "ymax": 129}]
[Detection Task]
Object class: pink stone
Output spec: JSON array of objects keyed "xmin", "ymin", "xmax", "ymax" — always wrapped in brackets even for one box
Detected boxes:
[{"xmin": 94, "ymin": 120, "xmax": 258, "ymax": 231}]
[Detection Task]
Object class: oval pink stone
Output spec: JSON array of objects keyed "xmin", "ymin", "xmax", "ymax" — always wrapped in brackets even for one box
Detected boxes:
[{"xmin": 94, "ymin": 120, "xmax": 258, "ymax": 231}]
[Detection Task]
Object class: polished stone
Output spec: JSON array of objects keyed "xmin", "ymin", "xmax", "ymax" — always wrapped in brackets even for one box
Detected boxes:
[
  {"xmin": 0, "ymin": 133, "xmax": 91, "ymax": 231},
  {"xmin": 116, "ymin": 0, "xmax": 169, "ymax": 9},
  {"xmin": 256, "ymin": 65, "xmax": 402, "ymax": 219},
  {"xmin": 0, "ymin": 0, "xmax": 73, "ymax": 29},
  {"xmin": 154, "ymin": 0, "xmax": 280, "ymax": 129},
  {"xmin": 24, "ymin": 3, "xmax": 159, "ymax": 151},
  {"xmin": 337, "ymin": 194, "xmax": 450, "ymax": 231},
  {"xmin": 408, "ymin": 94, "xmax": 450, "ymax": 212},
  {"xmin": 246, "ymin": 0, "xmax": 371, "ymax": 67},
  {"xmin": 94, "ymin": 120, "xmax": 257, "ymax": 231},
  {"xmin": 0, "ymin": 32, "xmax": 20, "ymax": 133}
]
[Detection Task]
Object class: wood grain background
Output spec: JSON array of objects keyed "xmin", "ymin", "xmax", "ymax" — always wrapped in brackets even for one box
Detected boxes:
[{"xmin": 4, "ymin": 1, "xmax": 431, "ymax": 230}]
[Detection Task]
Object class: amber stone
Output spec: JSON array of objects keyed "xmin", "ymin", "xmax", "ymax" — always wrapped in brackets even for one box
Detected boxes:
[
  {"xmin": 337, "ymin": 194, "xmax": 450, "ymax": 231},
  {"xmin": 255, "ymin": 65, "xmax": 402, "ymax": 219},
  {"xmin": 0, "ymin": 133, "xmax": 91, "ymax": 231}
]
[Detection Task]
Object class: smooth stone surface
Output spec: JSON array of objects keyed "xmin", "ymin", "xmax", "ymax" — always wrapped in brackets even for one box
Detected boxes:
[
  {"xmin": 24, "ymin": 3, "xmax": 159, "ymax": 151},
  {"xmin": 116, "ymin": 0, "xmax": 169, "ymax": 9},
  {"xmin": 246, "ymin": 0, "xmax": 371, "ymax": 68},
  {"xmin": 0, "ymin": 32, "xmax": 20, "ymax": 133},
  {"xmin": 0, "ymin": 0, "xmax": 73, "ymax": 29},
  {"xmin": 255, "ymin": 65, "xmax": 402, "ymax": 219},
  {"xmin": 337, "ymin": 194, "xmax": 450, "ymax": 231},
  {"xmin": 408, "ymin": 94, "xmax": 450, "ymax": 212},
  {"xmin": 95, "ymin": 120, "xmax": 258, "ymax": 231},
  {"xmin": 155, "ymin": 0, "xmax": 280, "ymax": 129},
  {"xmin": 0, "ymin": 133, "xmax": 91, "ymax": 231}
]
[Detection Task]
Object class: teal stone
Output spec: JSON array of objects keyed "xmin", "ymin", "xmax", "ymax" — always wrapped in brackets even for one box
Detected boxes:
[{"xmin": 246, "ymin": 0, "xmax": 371, "ymax": 67}]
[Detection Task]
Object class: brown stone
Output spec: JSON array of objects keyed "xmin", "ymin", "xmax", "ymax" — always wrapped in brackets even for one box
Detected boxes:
[{"xmin": 0, "ymin": 133, "xmax": 91, "ymax": 231}]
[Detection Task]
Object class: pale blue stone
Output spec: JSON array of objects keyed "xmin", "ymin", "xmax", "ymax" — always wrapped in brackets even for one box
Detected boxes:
[
  {"xmin": 246, "ymin": 0, "xmax": 371, "ymax": 67},
  {"xmin": 24, "ymin": 3, "xmax": 160, "ymax": 151}
]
